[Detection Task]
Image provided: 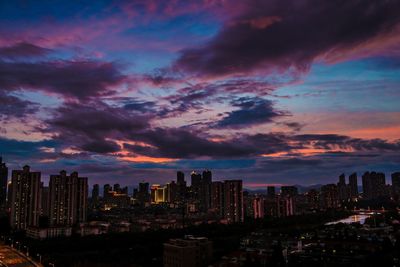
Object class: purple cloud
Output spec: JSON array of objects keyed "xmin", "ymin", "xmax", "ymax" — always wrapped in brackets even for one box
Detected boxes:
[
  {"xmin": 175, "ymin": 0, "xmax": 400, "ymax": 77},
  {"xmin": 0, "ymin": 60, "xmax": 125, "ymax": 99}
]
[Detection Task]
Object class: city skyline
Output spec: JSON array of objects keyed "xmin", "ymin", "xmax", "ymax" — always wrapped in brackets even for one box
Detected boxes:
[{"xmin": 1, "ymin": 0, "xmax": 400, "ymax": 187}]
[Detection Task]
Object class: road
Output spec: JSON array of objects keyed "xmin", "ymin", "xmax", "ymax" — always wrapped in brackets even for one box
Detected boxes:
[{"xmin": 0, "ymin": 245, "xmax": 38, "ymax": 267}]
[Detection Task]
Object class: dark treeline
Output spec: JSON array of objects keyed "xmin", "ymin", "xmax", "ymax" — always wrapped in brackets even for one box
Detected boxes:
[{"xmin": 3, "ymin": 210, "xmax": 351, "ymax": 267}]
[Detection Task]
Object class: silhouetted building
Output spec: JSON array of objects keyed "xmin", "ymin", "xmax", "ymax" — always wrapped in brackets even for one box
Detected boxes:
[
  {"xmin": 362, "ymin": 171, "xmax": 386, "ymax": 199},
  {"xmin": 349, "ymin": 172, "xmax": 358, "ymax": 198},
  {"xmin": 0, "ymin": 157, "xmax": 8, "ymax": 210},
  {"xmin": 267, "ymin": 186, "xmax": 276, "ymax": 198},
  {"xmin": 320, "ymin": 184, "xmax": 339, "ymax": 209},
  {"xmin": 49, "ymin": 170, "xmax": 88, "ymax": 226},
  {"xmin": 392, "ymin": 172, "xmax": 400, "ymax": 196},
  {"xmin": 337, "ymin": 173, "xmax": 348, "ymax": 201},
  {"xmin": 113, "ymin": 183, "xmax": 121, "ymax": 193},
  {"xmin": 10, "ymin": 165, "xmax": 41, "ymax": 230},
  {"xmin": 201, "ymin": 170, "xmax": 212, "ymax": 212},
  {"xmin": 103, "ymin": 184, "xmax": 112, "ymax": 199},
  {"xmin": 92, "ymin": 184, "xmax": 100, "ymax": 207},
  {"xmin": 281, "ymin": 186, "xmax": 298, "ymax": 197},
  {"xmin": 176, "ymin": 171, "xmax": 187, "ymax": 202},
  {"xmin": 137, "ymin": 182, "xmax": 150, "ymax": 204},
  {"xmin": 164, "ymin": 236, "xmax": 212, "ymax": 267}
]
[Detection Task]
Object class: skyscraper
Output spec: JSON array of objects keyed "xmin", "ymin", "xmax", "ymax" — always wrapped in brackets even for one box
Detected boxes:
[
  {"xmin": 0, "ymin": 157, "xmax": 8, "ymax": 210},
  {"xmin": 211, "ymin": 181, "xmax": 224, "ymax": 217},
  {"xmin": 392, "ymin": 172, "xmax": 400, "ymax": 196},
  {"xmin": 176, "ymin": 171, "xmax": 187, "ymax": 202},
  {"xmin": 49, "ymin": 170, "xmax": 88, "ymax": 226},
  {"xmin": 362, "ymin": 171, "xmax": 386, "ymax": 199},
  {"xmin": 138, "ymin": 182, "xmax": 150, "ymax": 204},
  {"xmin": 10, "ymin": 165, "xmax": 41, "ymax": 230},
  {"xmin": 201, "ymin": 170, "xmax": 212, "ymax": 212},
  {"xmin": 92, "ymin": 184, "xmax": 100, "ymax": 207},
  {"xmin": 320, "ymin": 184, "xmax": 339, "ymax": 209},
  {"xmin": 337, "ymin": 173, "xmax": 348, "ymax": 201},
  {"xmin": 349, "ymin": 172, "xmax": 358, "ymax": 198},
  {"xmin": 224, "ymin": 180, "xmax": 243, "ymax": 223}
]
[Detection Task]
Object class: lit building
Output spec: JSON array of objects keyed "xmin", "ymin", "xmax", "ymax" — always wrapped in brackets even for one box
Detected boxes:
[
  {"xmin": 253, "ymin": 196, "xmax": 265, "ymax": 219},
  {"xmin": 224, "ymin": 180, "xmax": 244, "ymax": 223},
  {"xmin": 211, "ymin": 181, "xmax": 224, "ymax": 217},
  {"xmin": 163, "ymin": 236, "xmax": 212, "ymax": 267},
  {"xmin": 166, "ymin": 181, "xmax": 178, "ymax": 203},
  {"xmin": 40, "ymin": 184, "xmax": 49, "ymax": 217},
  {"xmin": 10, "ymin": 165, "xmax": 41, "ymax": 230},
  {"xmin": 151, "ymin": 184, "xmax": 167, "ymax": 203},
  {"xmin": 277, "ymin": 196, "xmax": 294, "ymax": 217},
  {"xmin": 49, "ymin": 170, "xmax": 88, "ymax": 226},
  {"xmin": 0, "ymin": 157, "xmax": 8, "ymax": 210}
]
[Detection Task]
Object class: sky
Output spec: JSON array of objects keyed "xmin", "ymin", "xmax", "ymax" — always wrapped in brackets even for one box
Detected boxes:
[{"xmin": 0, "ymin": 0, "xmax": 400, "ymax": 188}]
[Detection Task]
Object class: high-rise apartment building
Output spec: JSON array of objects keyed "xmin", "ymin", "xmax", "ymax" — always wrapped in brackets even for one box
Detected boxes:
[
  {"xmin": 49, "ymin": 170, "xmax": 88, "ymax": 226},
  {"xmin": 0, "ymin": 157, "xmax": 8, "ymax": 210},
  {"xmin": 223, "ymin": 180, "xmax": 243, "ymax": 223},
  {"xmin": 10, "ymin": 165, "xmax": 41, "ymax": 230},
  {"xmin": 362, "ymin": 171, "xmax": 386, "ymax": 199},
  {"xmin": 392, "ymin": 172, "xmax": 400, "ymax": 196},
  {"xmin": 211, "ymin": 181, "xmax": 224, "ymax": 217},
  {"xmin": 320, "ymin": 184, "xmax": 339, "ymax": 209},
  {"xmin": 253, "ymin": 196, "xmax": 264, "ymax": 219},
  {"xmin": 349, "ymin": 172, "xmax": 358, "ymax": 198}
]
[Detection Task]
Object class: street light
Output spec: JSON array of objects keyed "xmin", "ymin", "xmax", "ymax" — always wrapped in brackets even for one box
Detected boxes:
[{"xmin": 36, "ymin": 254, "xmax": 42, "ymax": 264}]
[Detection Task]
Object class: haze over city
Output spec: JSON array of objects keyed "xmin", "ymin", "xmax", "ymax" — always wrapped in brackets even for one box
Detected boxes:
[{"xmin": 1, "ymin": 0, "xmax": 400, "ymax": 187}]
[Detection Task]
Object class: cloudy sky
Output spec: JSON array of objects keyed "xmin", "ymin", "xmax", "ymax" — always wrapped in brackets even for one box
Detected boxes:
[{"xmin": 1, "ymin": 0, "xmax": 400, "ymax": 188}]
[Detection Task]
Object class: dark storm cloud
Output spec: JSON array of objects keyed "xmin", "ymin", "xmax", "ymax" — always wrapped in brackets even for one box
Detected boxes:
[
  {"xmin": 43, "ymin": 101, "xmax": 400, "ymax": 158},
  {"xmin": 0, "ymin": 42, "xmax": 51, "ymax": 59},
  {"xmin": 0, "ymin": 92, "xmax": 39, "ymax": 119},
  {"xmin": 46, "ymin": 102, "xmax": 150, "ymax": 153},
  {"xmin": 175, "ymin": 0, "xmax": 400, "ymax": 76},
  {"xmin": 0, "ymin": 60, "xmax": 125, "ymax": 99},
  {"xmin": 215, "ymin": 97, "xmax": 287, "ymax": 128}
]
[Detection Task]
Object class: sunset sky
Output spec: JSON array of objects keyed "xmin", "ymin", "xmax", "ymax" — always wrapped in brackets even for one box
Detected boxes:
[{"xmin": 1, "ymin": 0, "xmax": 400, "ymax": 188}]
